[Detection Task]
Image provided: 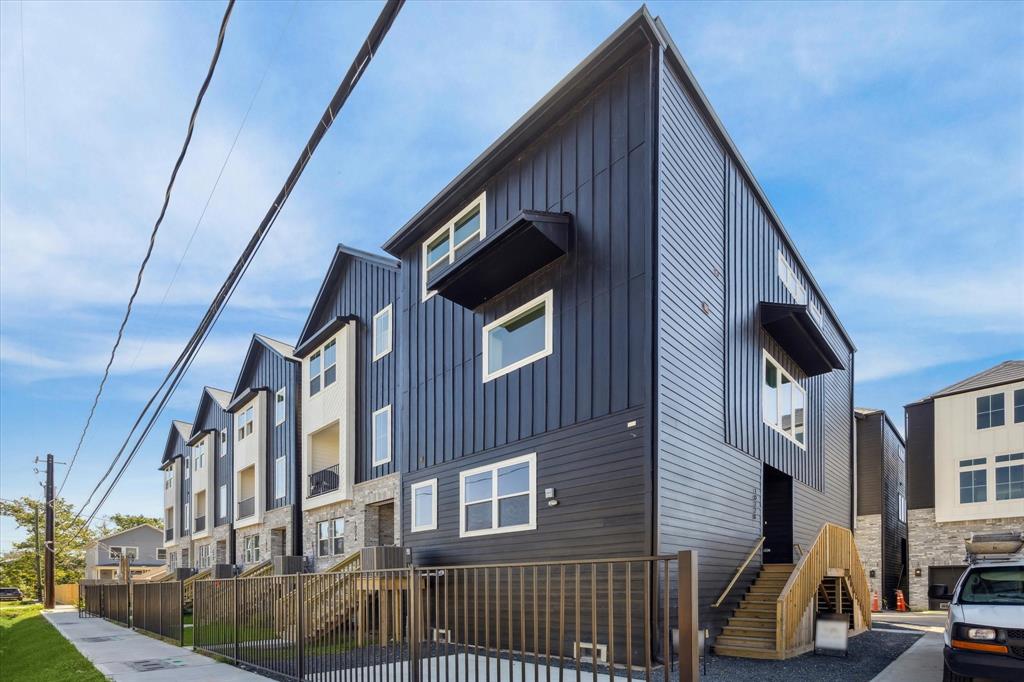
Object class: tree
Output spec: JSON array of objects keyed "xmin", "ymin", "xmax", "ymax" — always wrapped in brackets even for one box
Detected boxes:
[
  {"xmin": 0, "ymin": 497, "xmax": 94, "ymax": 597},
  {"xmin": 97, "ymin": 513, "xmax": 162, "ymax": 537}
]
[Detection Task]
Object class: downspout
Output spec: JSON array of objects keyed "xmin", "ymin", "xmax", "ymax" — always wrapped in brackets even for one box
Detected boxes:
[{"xmin": 850, "ymin": 354, "xmax": 857, "ymax": 530}]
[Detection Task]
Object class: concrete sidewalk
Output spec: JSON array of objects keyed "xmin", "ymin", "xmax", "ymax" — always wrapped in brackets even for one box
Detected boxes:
[
  {"xmin": 43, "ymin": 605, "xmax": 265, "ymax": 681},
  {"xmin": 870, "ymin": 632, "xmax": 943, "ymax": 681}
]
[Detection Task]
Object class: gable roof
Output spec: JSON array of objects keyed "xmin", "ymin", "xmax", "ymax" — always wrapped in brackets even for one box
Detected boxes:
[
  {"xmin": 85, "ymin": 523, "xmax": 163, "ymax": 547},
  {"xmin": 854, "ymin": 407, "xmax": 905, "ymax": 448},
  {"xmin": 187, "ymin": 386, "xmax": 232, "ymax": 443},
  {"xmin": 917, "ymin": 360, "xmax": 1024, "ymax": 403},
  {"xmin": 228, "ymin": 334, "xmax": 299, "ymax": 410},
  {"xmin": 160, "ymin": 420, "xmax": 193, "ymax": 467},
  {"xmin": 378, "ymin": 6, "xmax": 854, "ymax": 352},
  {"xmin": 294, "ymin": 244, "xmax": 399, "ymax": 352}
]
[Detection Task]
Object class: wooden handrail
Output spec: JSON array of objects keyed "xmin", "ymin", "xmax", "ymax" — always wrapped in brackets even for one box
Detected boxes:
[
  {"xmin": 793, "ymin": 543, "xmax": 804, "ymax": 559},
  {"xmin": 712, "ymin": 536, "xmax": 765, "ymax": 608}
]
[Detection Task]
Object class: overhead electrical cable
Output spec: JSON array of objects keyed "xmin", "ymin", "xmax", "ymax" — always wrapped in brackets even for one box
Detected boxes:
[
  {"xmin": 65, "ymin": 0, "xmax": 406, "ymax": 537},
  {"xmin": 56, "ymin": 0, "xmax": 237, "ymax": 501}
]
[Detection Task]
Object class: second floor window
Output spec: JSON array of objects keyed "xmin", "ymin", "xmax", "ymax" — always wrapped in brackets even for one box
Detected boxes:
[
  {"xmin": 309, "ymin": 339, "xmax": 337, "ymax": 396},
  {"xmin": 482, "ymin": 291, "xmax": 554, "ymax": 383},
  {"xmin": 762, "ymin": 350, "xmax": 806, "ymax": 447},
  {"xmin": 184, "ymin": 457, "xmax": 190, "ymax": 480},
  {"xmin": 275, "ymin": 457, "xmax": 286, "ymax": 500},
  {"xmin": 959, "ymin": 458, "xmax": 987, "ymax": 503},
  {"xmin": 995, "ymin": 453, "xmax": 1024, "ymax": 501},
  {"xmin": 1015, "ymin": 389, "xmax": 1024, "ymax": 423},
  {"xmin": 218, "ymin": 484, "xmax": 227, "ymax": 518},
  {"xmin": 220, "ymin": 428, "xmax": 227, "ymax": 452},
  {"xmin": 108, "ymin": 546, "xmax": 138, "ymax": 560},
  {"xmin": 237, "ymin": 405, "xmax": 254, "ymax": 441},
  {"xmin": 411, "ymin": 479, "xmax": 437, "ymax": 532},
  {"xmin": 373, "ymin": 304, "xmax": 393, "ymax": 360},
  {"xmin": 184, "ymin": 502, "xmax": 190, "ymax": 532},
  {"xmin": 194, "ymin": 441, "xmax": 206, "ymax": 470},
  {"xmin": 164, "ymin": 469, "xmax": 173, "ymax": 489},
  {"xmin": 373, "ymin": 405, "xmax": 392, "ymax": 466},
  {"xmin": 275, "ymin": 388, "xmax": 287, "ymax": 425},
  {"xmin": 976, "ymin": 393, "xmax": 1005, "ymax": 429}
]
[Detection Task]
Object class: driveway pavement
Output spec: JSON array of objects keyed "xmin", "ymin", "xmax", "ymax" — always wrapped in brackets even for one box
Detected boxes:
[{"xmin": 43, "ymin": 605, "xmax": 265, "ymax": 681}]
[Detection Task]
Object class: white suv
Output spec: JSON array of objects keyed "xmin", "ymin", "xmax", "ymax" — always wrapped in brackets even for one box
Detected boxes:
[{"xmin": 933, "ymin": 558, "xmax": 1024, "ymax": 682}]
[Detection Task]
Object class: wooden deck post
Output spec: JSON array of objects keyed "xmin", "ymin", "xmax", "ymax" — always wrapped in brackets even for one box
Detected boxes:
[{"xmin": 677, "ymin": 550, "xmax": 699, "ymax": 681}]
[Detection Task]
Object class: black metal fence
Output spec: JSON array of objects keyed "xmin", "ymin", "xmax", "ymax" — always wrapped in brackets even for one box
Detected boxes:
[
  {"xmin": 133, "ymin": 581, "xmax": 185, "ymax": 644},
  {"xmin": 193, "ymin": 554, "xmax": 698, "ymax": 681},
  {"xmin": 80, "ymin": 583, "xmax": 130, "ymax": 627}
]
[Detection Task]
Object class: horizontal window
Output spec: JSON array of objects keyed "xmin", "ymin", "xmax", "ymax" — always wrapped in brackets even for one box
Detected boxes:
[
  {"xmin": 995, "ymin": 452, "xmax": 1023, "ymax": 463},
  {"xmin": 373, "ymin": 304, "xmax": 393, "ymax": 361},
  {"xmin": 411, "ymin": 479, "xmax": 437, "ymax": 532},
  {"xmin": 960, "ymin": 457, "xmax": 987, "ymax": 467},
  {"xmin": 762, "ymin": 350, "xmax": 806, "ymax": 448},
  {"xmin": 422, "ymin": 193, "xmax": 487, "ymax": 301},
  {"xmin": 976, "ymin": 393, "xmax": 1005, "ymax": 429},
  {"xmin": 459, "ymin": 453, "xmax": 536, "ymax": 538},
  {"xmin": 482, "ymin": 291, "xmax": 554, "ymax": 383}
]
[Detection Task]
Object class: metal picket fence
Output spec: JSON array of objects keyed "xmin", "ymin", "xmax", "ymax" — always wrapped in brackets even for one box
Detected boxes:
[
  {"xmin": 133, "ymin": 581, "xmax": 185, "ymax": 645},
  {"xmin": 80, "ymin": 583, "xmax": 130, "ymax": 627}
]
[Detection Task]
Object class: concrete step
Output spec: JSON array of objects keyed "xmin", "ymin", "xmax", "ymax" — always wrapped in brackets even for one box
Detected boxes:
[{"xmin": 714, "ymin": 635, "xmax": 777, "ymax": 651}]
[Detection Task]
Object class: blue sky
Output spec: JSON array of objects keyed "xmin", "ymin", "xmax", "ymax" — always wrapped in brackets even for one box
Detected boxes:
[{"xmin": 1, "ymin": 1, "xmax": 1021, "ymax": 550}]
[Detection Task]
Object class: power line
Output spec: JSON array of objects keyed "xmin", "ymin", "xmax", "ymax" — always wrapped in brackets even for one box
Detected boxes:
[
  {"xmin": 65, "ymin": 0, "xmax": 406, "ymax": 539},
  {"xmin": 57, "ymin": 0, "xmax": 237, "ymax": 500},
  {"xmin": 128, "ymin": 0, "xmax": 301, "ymax": 370}
]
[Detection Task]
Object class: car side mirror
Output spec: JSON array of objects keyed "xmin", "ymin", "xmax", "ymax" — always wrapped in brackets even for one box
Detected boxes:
[{"xmin": 928, "ymin": 584, "xmax": 950, "ymax": 600}]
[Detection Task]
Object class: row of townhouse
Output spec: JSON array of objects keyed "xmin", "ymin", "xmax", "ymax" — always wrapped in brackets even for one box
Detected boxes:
[{"xmin": 155, "ymin": 9, "xmax": 867, "ymax": 654}]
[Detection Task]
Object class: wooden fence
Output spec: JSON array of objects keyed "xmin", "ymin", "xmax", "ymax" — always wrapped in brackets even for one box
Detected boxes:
[{"xmin": 54, "ymin": 583, "xmax": 79, "ymax": 605}]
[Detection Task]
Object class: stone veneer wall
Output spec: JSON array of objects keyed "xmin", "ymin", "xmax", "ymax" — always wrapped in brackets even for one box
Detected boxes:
[
  {"xmin": 907, "ymin": 507, "xmax": 1024, "ymax": 610},
  {"xmin": 303, "ymin": 473, "xmax": 400, "ymax": 572},
  {"xmin": 210, "ymin": 524, "xmax": 232, "ymax": 565},
  {"xmin": 855, "ymin": 514, "xmax": 882, "ymax": 603},
  {"xmin": 234, "ymin": 505, "xmax": 294, "ymax": 566}
]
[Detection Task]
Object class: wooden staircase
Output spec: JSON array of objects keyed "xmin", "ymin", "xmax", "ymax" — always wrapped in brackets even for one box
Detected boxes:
[{"xmin": 714, "ymin": 564, "xmax": 795, "ymax": 659}]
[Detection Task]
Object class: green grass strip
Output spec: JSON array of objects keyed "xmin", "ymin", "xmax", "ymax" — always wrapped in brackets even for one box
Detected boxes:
[{"xmin": 0, "ymin": 604, "xmax": 106, "ymax": 682}]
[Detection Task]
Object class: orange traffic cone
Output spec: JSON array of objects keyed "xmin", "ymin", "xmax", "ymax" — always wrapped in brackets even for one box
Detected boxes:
[
  {"xmin": 895, "ymin": 589, "xmax": 907, "ymax": 612},
  {"xmin": 871, "ymin": 591, "xmax": 881, "ymax": 612}
]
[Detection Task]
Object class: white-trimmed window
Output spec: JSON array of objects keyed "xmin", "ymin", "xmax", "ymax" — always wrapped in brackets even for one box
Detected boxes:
[
  {"xmin": 411, "ymin": 479, "xmax": 437, "ymax": 532},
  {"xmin": 309, "ymin": 339, "xmax": 337, "ymax": 397},
  {"xmin": 184, "ymin": 457, "xmax": 190, "ymax": 480},
  {"xmin": 373, "ymin": 304, "xmax": 393, "ymax": 360},
  {"xmin": 317, "ymin": 518, "xmax": 345, "ymax": 557},
  {"xmin": 898, "ymin": 494, "xmax": 906, "ymax": 522},
  {"xmin": 372, "ymin": 405, "xmax": 392, "ymax": 466},
  {"xmin": 275, "ymin": 456, "xmax": 286, "ymax": 500},
  {"xmin": 762, "ymin": 350, "xmax": 806, "ymax": 448},
  {"xmin": 237, "ymin": 405, "xmax": 255, "ymax": 441},
  {"xmin": 164, "ymin": 468, "xmax": 174, "ymax": 490},
  {"xmin": 243, "ymin": 535, "xmax": 260, "ymax": 563},
  {"xmin": 194, "ymin": 440, "xmax": 207, "ymax": 469},
  {"xmin": 156, "ymin": 548, "xmax": 167, "ymax": 561},
  {"xmin": 777, "ymin": 251, "xmax": 806, "ymax": 304},
  {"xmin": 184, "ymin": 502, "xmax": 190, "ymax": 532},
  {"xmin": 219, "ymin": 428, "xmax": 227, "ymax": 452},
  {"xmin": 218, "ymin": 484, "xmax": 227, "ymax": 518},
  {"xmin": 808, "ymin": 300, "xmax": 824, "ymax": 326},
  {"xmin": 482, "ymin": 291, "xmax": 554, "ymax": 383},
  {"xmin": 108, "ymin": 546, "xmax": 138, "ymax": 560},
  {"xmin": 422, "ymin": 192, "xmax": 487, "ymax": 300},
  {"xmin": 459, "ymin": 453, "xmax": 536, "ymax": 537},
  {"xmin": 274, "ymin": 385, "xmax": 286, "ymax": 421}
]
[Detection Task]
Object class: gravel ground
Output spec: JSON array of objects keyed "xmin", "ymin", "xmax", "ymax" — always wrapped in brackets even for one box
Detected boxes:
[{"xmin": 703, "ymin": 628, "xmax": 922, "ymax": 681}]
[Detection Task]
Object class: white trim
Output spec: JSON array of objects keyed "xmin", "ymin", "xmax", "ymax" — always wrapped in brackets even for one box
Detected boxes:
[
  {"xmin": 421, "ymin": 192, "xmax": 487, "ymax": 301},
  {"xmin": 482, "ymin": 291, "xmax": 554, "ymax": 383},
  {"xmin": 372, "ymin": 404, "xmax": 392, "ymax": 466},
  {"xmin": 372, "ymin": 304, "xmax": 394, "ymax": 361},
  {"xmin": 274, "ymin": 456, "xmax": 286, "ymax": 500},
  {"xmin": 458, "ymin": 452, "xmax": 536, "ymax": 538},
  {"xmin": 777, "ymin": 250, "xmax": 807, "ymax": 305},
  {"xmin": 275, "ymin": 387, "xmax": 287, "ymax": 426},
  {"xmin": 410, "ymin": 479, "xmax": 438, "ymax": 532},
  {"xmin": 219, "ymin": 428, "xmax": 227, "ymax": 452},
  {"xmin": 761, "ymin": 349, "xmax": 807, "ymax": 450},
  {"xmin": 108, "ymin": 546, "xmax": 139, "ymax": 560}
]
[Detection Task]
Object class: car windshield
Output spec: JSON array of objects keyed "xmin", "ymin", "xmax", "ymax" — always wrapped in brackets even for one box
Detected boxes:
[{"xmin": 959, "ymin": 566, "xmax": 1024, "ymax": 605}]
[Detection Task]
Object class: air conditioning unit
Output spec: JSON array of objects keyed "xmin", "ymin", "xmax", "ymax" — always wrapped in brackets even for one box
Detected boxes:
[
  {"xmin": 360, "ymin": 545, "xmax": 408, "ymax": 570},
  {"xmin": 212, "ymin": 564, "xmax": 236, "ymax": 579},
  {"xmin": 173, "ymin": 567, "xmax": 196, "ymax": 581},
  {"xmin": 274, "ymin": 555, "xmax": 306, "ymax": 575}
]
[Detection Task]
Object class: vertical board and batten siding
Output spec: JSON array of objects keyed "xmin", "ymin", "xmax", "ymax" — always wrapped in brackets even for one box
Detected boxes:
[
  {"xmin": 881, "ymin": 415, "xmax": 908, "ymax": 605},
  {"xmin": 400, "ymin": 50, "xmax": 654, "ymax": 561},
  {"xmin": 856, "ymin": 414, "xmax": 883, "ymax": 516},
  {"xmin": 235, "ymin": 344, "xmax": 302, "ymax": 511},
  {"xmin": 400, "ymin": 51, "xmax": 652, "ymax": 471},
  {"xmin": 302, "ymin": 256, "xmax": 399, "ymax": 483},
  {"xmin": 723, "ymin": 158, "xmax": 854, "ymax": 550},
  {"xmin": 195, "ymin": 396, "xmax": 234, "ymax": 528},
  {"xmin": 654, "ymin": 59, "xmax": 763, "ymax": 636},
  {"xmin": 167, "ymin": 430, "xmax": 192, "ymax": 542},
  {"xmin": 905, "ymin": 401, "xmax": 935, "ymax": 509}
]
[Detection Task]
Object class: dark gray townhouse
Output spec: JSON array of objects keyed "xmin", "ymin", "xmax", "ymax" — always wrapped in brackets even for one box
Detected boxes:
[
  {"xmin": 292, "ymin": 245, "xmax": 401, "ymax": 571},
  {"xmin": 854, "ymin": 408, "xmax": 907, "ymax": 609},
  {"xmin": 226, "ymin": 334, "xmax": 303, "ymax": 567},
  {"xmin": 160, "ymin": 420, "xmax": 193, "ymax": 569},
  {"xmin": 186, "ymin": 386, "xmax": 235, "ymax": 570},
  {"xmin": 378, "ymin": 8, "xmax": 857, "ymax": 655}
]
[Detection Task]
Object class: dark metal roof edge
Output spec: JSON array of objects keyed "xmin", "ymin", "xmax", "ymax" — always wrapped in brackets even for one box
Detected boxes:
[
  {"xmin": 186, "ymin": 387, "xmax": 230, "ymax": 442},
  {"xmin": 226, "ymin": 386, "xmax": 270, "ymax": 413},
  {"xmin": 228, "ymin": 335, "xmax": 299, "ymax": 408},
  {"xmin": 381, "ymin": 5, "xmax": 657, "ymax": 255},
  {"xmin": 294, "ymin": 315, "xmax": 358, "ymax": 358},
  {"xmin": 761, "ymin": 301, "xmax": 844, "ymax": 371},
  {"xmin": 651, "ymin": 15, "xmax": 856, "ymax": 354}
]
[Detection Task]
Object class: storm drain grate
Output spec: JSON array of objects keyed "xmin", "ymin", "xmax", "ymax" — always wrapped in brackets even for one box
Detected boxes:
[{"xmin": 125, "ymin": 659, "xmax": 186, "ymax": 672}]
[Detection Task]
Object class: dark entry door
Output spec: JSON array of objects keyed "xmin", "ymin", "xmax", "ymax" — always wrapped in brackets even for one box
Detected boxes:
[{"xmin": 762, "ymin": 464, "xmax": 793, "ymax": 564}]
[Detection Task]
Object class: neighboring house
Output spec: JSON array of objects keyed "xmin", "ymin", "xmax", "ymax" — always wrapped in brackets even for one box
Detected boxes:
[
  {"xmin": 85, "ymin": 524, "xmax": 165, "ymax": 581},
  {"xmin": 380, "ymin": 9, "xmax": 857, "ymax": 654},
  {"xmin": 293, "ymin": 245, "xmax": 400, "ymax": 571},
  {"xmin": 159, "ymin": 420, "xmax": 194, "ymax": 570},
  {"xmin": 905, "ymin": 360, "xmax": 1024, "ymax": 610},
  {"xmin": 187, "ymin": 387, "xmax": 234, "ymax": 570},
  {"xmin": 227, "ymin": 334, "xmax": 303, "ymax": 567},
  {"xmin": 854, "ymin": 408, "xmax": 907, "ymax": 608}
]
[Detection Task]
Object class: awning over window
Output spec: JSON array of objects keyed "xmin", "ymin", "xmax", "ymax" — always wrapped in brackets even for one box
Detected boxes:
[
  {"xmin": 760, "ymin": 302, "xmax": 845, "ymax": 377},
  {"xmin": 427, "ymin": 210, "xmax": 572, "ymax": 309}
]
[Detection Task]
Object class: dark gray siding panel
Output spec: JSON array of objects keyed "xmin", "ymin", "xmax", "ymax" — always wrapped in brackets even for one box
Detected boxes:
[
  {"xmin": 905, "ymin": 401, "xmax": 935, "ymax": 509},
  {"xmin": 399, "ymin": 51, "xmax": 653, "ymax": 475},
  {"xmin": 195, "ymin": 396, "xmax": 234, "ymax": 527},
  {"xmin": 881, "ymin": 415, "xmax": 907, "ymax": 605},
  {"xmin": 655, "ymin": 59, "xmax": 763, "ymax": 637},
  {"xmin": 856, "ymin": 414, "xmax": 883, "ymax": 516},
  {"xmin": 402, "ymin": 408, "xmax": 649, "ymax": 564},
  {"xmin": 305, "ymin": 258, "xmax": 399, "ymax": 483}
]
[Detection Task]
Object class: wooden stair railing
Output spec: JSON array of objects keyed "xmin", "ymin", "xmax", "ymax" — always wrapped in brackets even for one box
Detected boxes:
[
  {"xmin": 274, "ymin": 550, "xmax": 363, "ymax": 632},
  {"xmin": 774, "ymin": 523, "xmax": 871, "ymax": 657},
  {"xmin": 238, "ymin": 559, "xmax": 273, "ymax": 578},
  {"xmin": 183, "ymin": 567, "xmax": 211, "ymax": 607},
  {"xmin": 712, "ymin": 536, "xmax": 765, "ymax": 608}
]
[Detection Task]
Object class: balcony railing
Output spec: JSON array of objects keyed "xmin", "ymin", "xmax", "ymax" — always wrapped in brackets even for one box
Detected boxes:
[
  {"xmin": 308, "ymin": 465, "xmax": 339, "ymax": 498},
  {"xmin": 195, "ymin": 516, "xmax": 206, "ymax": 532},
  {"xmin": 237, "ymin": 496, "xmax": 255, "ymax": 519},
  {"xmin": 165, "ymin": 527, "xmax": 174, "ymax": 542}
]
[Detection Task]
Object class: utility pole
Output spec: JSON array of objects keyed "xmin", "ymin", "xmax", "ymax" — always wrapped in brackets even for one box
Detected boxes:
[
  {"xmin": 44, "ymin": 453, "xmax": 55, "ymax": 609},
  {"xmin": 33, "ymin": 502, "xmax": 42, "ymax": 602}
]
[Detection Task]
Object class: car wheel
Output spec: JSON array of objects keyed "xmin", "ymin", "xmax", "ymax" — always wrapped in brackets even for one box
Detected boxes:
[{"xmin": 942, "ymin": 661, "xmax": 971, "ymax": 682}]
